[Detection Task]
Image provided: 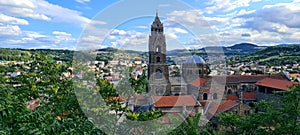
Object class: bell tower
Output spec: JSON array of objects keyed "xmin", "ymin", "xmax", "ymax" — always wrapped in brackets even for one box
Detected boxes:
[{"xmin": 148, "ymin": 12, "xmax": 171, "ymax": 96}]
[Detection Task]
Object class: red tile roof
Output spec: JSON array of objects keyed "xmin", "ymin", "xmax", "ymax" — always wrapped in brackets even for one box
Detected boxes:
[
  {"xmin": 212, "ymin": 73, "xmax": 288, "ymax": 84},
  {"xmin": 190, "ymin": 78, "xmax": 208, "ymax": 87},
  {"xmin": 241, "ymin": 92, "xmax": 256, "ymax": 100},
  {"xmin": 226, "ymin": 95, "xmax": 239, "ymax": 100},
  {"xmin": 216, "ymin": 100, "xmax": 239, "ymax": 113},
  {"xmin": 255, "ymin": 78, "xmax": 297, "ymax": 91},
  {"xmin": 201, "ymin": 100, "xmax": 239, "ymax": 114},
  {"xmin": 152, "ymin": 95, "xmax": 200, "ymax": 107}
]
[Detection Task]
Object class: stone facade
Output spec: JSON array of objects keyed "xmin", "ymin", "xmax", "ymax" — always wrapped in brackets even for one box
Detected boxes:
[{"xmin": 148, "ymin": 13, "xmax": 171, "ymax": 96}]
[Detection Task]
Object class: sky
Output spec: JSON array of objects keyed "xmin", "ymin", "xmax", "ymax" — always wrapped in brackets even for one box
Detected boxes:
[{"xmin": 0, "ymin": 0, "xmax": 299, "ymax": 51}]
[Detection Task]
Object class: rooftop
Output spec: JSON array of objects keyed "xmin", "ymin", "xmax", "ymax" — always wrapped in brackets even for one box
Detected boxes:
[
  {"xmin": 152, "ymin": 95, "xmax": 200, "ymax": 107},
  {"xmin": 190, "ymin": 78, "xmax": 208, "ymax": 87},
  {"xmin": 241, "ymin": 92, "xmax": 257, "ymax": 100},
  {"xmin": 255, "ymin": 78, "xmax": 297, "ymax": 91},
  {"xmin": 212, "ymin": 73, "xmax": 288, "ymax": 84},
  {"xmin": 217, "ymin": 100, "xmax": 239, "ymax": 113},
  {"xmin": 185, "ymin": 55, "xmax": 206, "ymax": 64}
]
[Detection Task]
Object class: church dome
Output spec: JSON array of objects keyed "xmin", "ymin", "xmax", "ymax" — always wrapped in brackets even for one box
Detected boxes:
[{"xmin": 185, "ymin": 55, "xmax": 206, "ymax": 64}]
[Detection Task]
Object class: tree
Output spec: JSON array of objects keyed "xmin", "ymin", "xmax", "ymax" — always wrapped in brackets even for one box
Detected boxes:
[{"xmin": 0, "ymin": 52, "xmax": 104, "ymax": 134}]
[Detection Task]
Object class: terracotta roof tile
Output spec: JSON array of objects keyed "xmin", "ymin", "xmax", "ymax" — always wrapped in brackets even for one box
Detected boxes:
[
  {"xmin": 152, "ymin": 95, "xmax": 200, "ymax": 107},
  {"xmin": 242, "ymin": 92, "xmax": 256, "ymax": 100},
  {"xmin": 255, "ymin": 78, "xmax": 297, "ymax": 91},
  {"xmin": 216, "ymin": 100, "xmax": 239, "ymax": 113},
  {"xmin": 190, "ymin": 78, "xmax": 208, "ymax": 87},
  {"xmin": 212, "ymin": 73, "xmax": 288, "ymax": 84},
  {"xmin": 226, "ymin": 95, "xmax": 239, "ymax": 100},
  {"xmin": 202, "ymin": 100, "xmax": 239, "ymax": 114}
]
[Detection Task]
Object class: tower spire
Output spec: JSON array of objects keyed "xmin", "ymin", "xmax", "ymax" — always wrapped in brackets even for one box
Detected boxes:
[{"xmin": 156, "ymin": 9, "xmax": 158, "ymax": 17}]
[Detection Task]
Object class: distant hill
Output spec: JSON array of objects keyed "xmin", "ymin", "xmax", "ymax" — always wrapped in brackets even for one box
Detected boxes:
[
  {"xmin": 227, "ymin": 43, "xmax": 267, "ymax": 52},
  {"xmin": 276, "ymin": 44, "xmax": 300, "ymax": 47},
  {"xmin": 228, "ymin": 46, "xmax": 300, "ymax": 66},
  {"xmin": 166, "ymin": 43, "xmax": 268, "ymax": 57}
]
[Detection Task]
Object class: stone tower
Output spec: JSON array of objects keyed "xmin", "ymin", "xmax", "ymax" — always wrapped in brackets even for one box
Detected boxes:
[{"xmin": 148, "ymin": 12, "xmax": 171, "ymax": 96}]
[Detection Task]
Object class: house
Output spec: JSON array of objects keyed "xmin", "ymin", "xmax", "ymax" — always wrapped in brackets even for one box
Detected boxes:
[
  {"xmin": 256, "ymin": 78, "xmax": 298, "ymax": 101},
  {"xmin": 151, "ymin": 95, "xmax": 202, "ymax": 115}
]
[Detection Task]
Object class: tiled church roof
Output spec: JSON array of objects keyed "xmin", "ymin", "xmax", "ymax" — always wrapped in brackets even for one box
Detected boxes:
[
  {"xmin": 152, "ymin": 95, "xmax": 200, "ymax": 107},
  {"xmin": 255, "ymin": 78, "xmax": 297, "ymax": 91}
]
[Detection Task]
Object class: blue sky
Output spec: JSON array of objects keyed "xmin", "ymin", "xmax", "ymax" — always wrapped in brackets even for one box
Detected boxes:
[{"xmin": 0, "ymin": 0, "xmax": 299, "ymax": 50}]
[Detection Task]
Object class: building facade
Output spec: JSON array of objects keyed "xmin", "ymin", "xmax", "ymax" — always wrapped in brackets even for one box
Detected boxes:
[{"xmin": 148, "ymin": 12, "xmax": 171, "ymax": 96}]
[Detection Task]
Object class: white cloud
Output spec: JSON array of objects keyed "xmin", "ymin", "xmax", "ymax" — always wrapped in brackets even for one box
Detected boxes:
[
  {"xmin": 237, "ymin": 3, "xmax": 300, "ymax": 31},
  {"xmin": 0, "ymin": 14, "xmax": 29, "ymax": 25},
  {"xmin": 0, "ymin": 0, "xmax": 94, "ymax": 27},
  {"xmin": 293, "ymin": 0, "xmax": 300, "ymax": 3},
  {"xmin": 0, "ymin": 0, "xmax": 35, "ymax": 8},
  {"xmin": 3, "ymin": 7, "xmax": 51, "ymax": 21},
  {"xmin": 172, "ymin": 28, "xmax": 188, "ymax": 34},
  {"xmin": 75, "ymin": 0, "xmax": 90, "ymax": 4},
  {"xmin": 165, "ymin": 10, "xmax": 229, "ymax": 29},
  {"xmin": 204, "ymin": 0, "xmax": 256, "ymax": 14},
  {"xmin": 0, "ymin": 25, "xmax": 22, "ymax": 36},
  {"xmin": 52, "ymin": 31, "xmax": 72, "ymax": 37},
  {"xmin": 0, "ymin": 26, "xmax": 76, "ymax": 49},
  {"xmin": 135, "ymin": 26, "xmax": 148, "ymax": 29},
  {"xmin": 98, "ymin": 29, "xmax": 149, "ymax": 50}
]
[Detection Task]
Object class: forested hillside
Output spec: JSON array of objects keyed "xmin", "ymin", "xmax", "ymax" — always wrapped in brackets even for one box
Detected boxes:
[{"xmin": 227, "ymin": 46, "xmax": 300, "ymax": 66}]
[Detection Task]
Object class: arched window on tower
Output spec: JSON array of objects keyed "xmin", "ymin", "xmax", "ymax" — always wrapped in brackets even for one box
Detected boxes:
[
  {"xmin": 156, "ymin": 69, "xmax": 163, "ymax": 79},
  {"xmin": 227, "ymin": 89, "xmax": 232, "ymax": 95},
  {"xmin": 156, "ymin": 57, "xmax": 161, "ymax": 62},
  {"xmin": 203, "ymin": 93, "xmax": 208, "ymax": 100},
  {"xmin": 156, "ymin": 46, "xmax": 161, "ymax": 53}
]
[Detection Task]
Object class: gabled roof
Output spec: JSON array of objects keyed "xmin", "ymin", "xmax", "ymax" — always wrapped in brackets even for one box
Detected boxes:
[
  {"xmin": 212, "ymin": 73, "xmax": 288, "ymax": 84},
  {"xmin": 201, "ymin": 100, "xmax": 239, "ymax": 115},
  {"xmin": 216, "ymin": 100, "xmax": 239, "ymax": 113},
  {"xmin": 190, "ymin": 78, "xmax": 208, "ymax": 87},
  {"xmin": 152, "ymin": 95, "xmax": 200, "ymax": 107},
  {"xmin": 241, "ymin": 92, "xmax": 257, "ymax": 100},
  {"xmin": 255, "ymin": 78, "xmax": 297, "ymax": 91},
  {"xmin": 226, "ymin": 95, "xmax": 239, "ymax": 100}
]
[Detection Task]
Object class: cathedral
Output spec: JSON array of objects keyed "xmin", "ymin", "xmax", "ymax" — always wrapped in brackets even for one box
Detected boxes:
[{"xmin": 147, "ymin": 12, "xmax": 209, "ymax": 97}]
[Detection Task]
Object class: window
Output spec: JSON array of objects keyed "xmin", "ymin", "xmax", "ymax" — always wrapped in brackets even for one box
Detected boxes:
[
  {"xmin": 227, "ymin": 89, "xmax": 232, "ymax": 95},
  {"xmin": 156, "ymin": 46, "xmax": 161, "ymax": 53},
  {"xmin": 156, "ymin": 88, "xmax": 163, "ymax": 95},
  {"xmin": 155, "ymin": 69, "xmax": 163, "ymax": 79},
  {"xmin": 203, "ymin": 93, "xmax": 208, "ymax": 100},
  {"xmin": 244, "ymin": 110, "xmax": 250, "ymax": 115},
  {"xmin": 156, "ymin": 57, "xmax": 160, "ymax": 62},
  {"xmin": 198, "ymin": 70, "xmax": 202, "ymax": 74},
  {"xmin": 174, "ymin": 87, "xmax": 180, "ymax": 91},
  {"xmin": 213, "ymin": 93, "xmax": 218, "ymax": 100}
]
